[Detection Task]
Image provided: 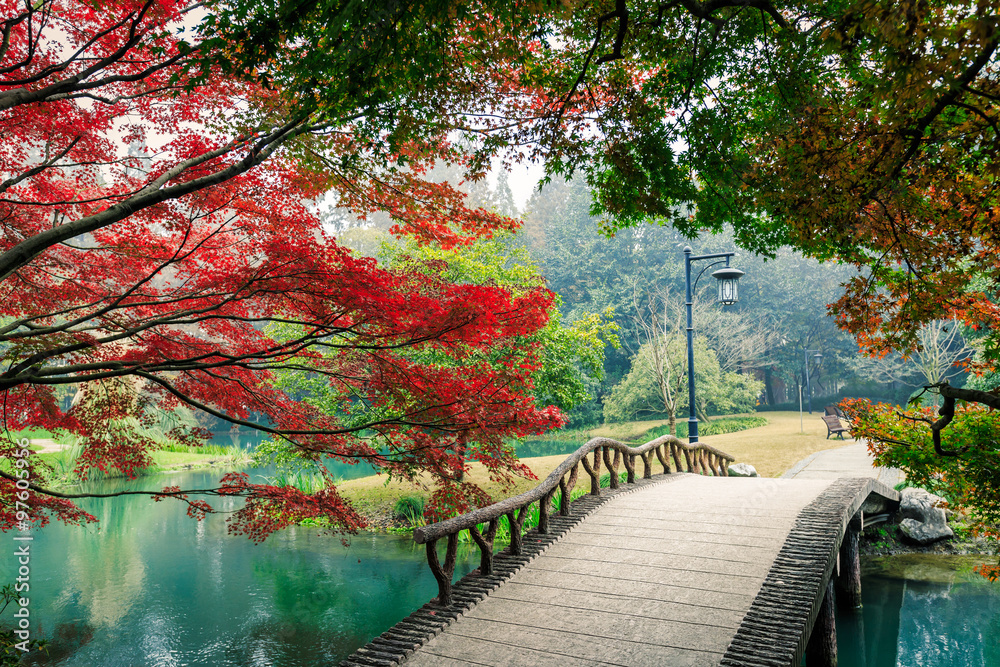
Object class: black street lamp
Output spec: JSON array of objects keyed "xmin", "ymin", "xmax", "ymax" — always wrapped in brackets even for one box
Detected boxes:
[
  {"xmin": 684, "ymin": 246, "xmax": 745, "ymax": 444},
  {"xmin": 804, "ymin": 349, "xmax": 823, "ymax": 414}
]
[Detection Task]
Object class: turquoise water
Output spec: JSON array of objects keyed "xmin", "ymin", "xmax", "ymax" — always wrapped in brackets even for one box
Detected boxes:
[
  {"xmin": 837, "ymin": 556, "xmax": 1000, "ymax": 666},
  {"xmin": 11, "ymin": 447, "xmax": 998, "ymax": 667},
  {"xmin": 206, "ymin": 429, "xmax": 380, "ymax": 482},
  {"xmin": 0, "ymin": 467, "xmax": 477, "ymax": 666},
  {"xmin": 0, "ymin": 433, "xmax": 580, "ymax": 664},
  {"xmin": 212, "ymin": 430, "xmax": 580, "ymax": 479},
  {"xmin": 513, "ymin": 438, "xmax": 583, "ymax": 458}
]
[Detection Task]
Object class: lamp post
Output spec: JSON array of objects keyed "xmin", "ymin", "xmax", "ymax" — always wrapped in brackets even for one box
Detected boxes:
[
  {"xmin": 804, "ymin": 349, "xmax": 823, "ymax": 414},
  {"xmin": 684, "ymin": 246, "xmax": 745, "ymax": 444}
]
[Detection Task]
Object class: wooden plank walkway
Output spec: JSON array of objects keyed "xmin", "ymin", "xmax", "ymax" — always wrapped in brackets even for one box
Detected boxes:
[{"xmin": 404, "ymin": 475, "xmax": 833, "ymax": 667}]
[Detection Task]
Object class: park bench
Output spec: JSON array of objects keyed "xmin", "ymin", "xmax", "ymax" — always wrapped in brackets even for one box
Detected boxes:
[{"xmin": 822, "ymin": 414, "xmax": 849, "ymax": 440}]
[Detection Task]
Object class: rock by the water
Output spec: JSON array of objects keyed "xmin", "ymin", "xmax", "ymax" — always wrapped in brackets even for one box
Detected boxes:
[
  {"xmin": 899, "ymin": 488, "xmax": 949, "ymax": 522},
  {"xmin": 897, "ymin": 488, "xmax": 954, "ymax": 545},
  {"xmin": 899, "ymin": 518, "xmax": 954, "ymax": 545},
  {"xmin": 728, "ymin": 463, "xmax": 759, "ymax": 477}
]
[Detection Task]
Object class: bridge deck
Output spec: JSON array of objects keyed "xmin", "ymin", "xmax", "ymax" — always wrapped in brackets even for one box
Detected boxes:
[{"xmin": 404, "ymin": 476, "xmax": 834, "ymax": 667}]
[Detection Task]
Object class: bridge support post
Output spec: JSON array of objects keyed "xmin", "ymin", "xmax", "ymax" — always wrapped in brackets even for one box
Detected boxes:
[
  {"xmin": 806, "ymin": 578, "xmax": 837, "ymax": 667},
  {"xmin": 837, "ymin": 511, "xmax": 863, "ymax": 609},
  {"xmin": 426, "ymin": 534, "xmax": 459, "ymax": 608}
]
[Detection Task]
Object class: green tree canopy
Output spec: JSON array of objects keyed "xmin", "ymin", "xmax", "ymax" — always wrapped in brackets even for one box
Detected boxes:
[
  {"xmin": 377, "ymin": 233, "xmax": 620, "ymax": 416},
  {"xmin": 604, "ymin": 337, "xmax": 763, "ymax": 430}
]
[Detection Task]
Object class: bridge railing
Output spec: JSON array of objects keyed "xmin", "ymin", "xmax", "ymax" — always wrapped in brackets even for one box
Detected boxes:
[{"xmin": 412, "ymin": 434, "xmax": 736, "ymax": 606}]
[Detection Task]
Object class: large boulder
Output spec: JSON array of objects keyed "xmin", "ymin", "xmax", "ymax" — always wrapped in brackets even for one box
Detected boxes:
[
  {"xmin": 728, "ymin": 462, "xmax": 759, "ymax": 477},
  {"xmin": 897, "ymin": 488, "xmax": 954, "ymax": 545}
]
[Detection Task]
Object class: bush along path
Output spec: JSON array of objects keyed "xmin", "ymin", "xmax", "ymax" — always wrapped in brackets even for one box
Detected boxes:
[{"xmin": 640, "ymin": 416, "xmax": 768, "ymax": 441}]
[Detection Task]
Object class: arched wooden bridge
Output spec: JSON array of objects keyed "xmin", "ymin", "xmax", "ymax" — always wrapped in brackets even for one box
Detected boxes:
[{"xmin": 339, "ymin": 436, "xmax": 900, "ymax": 667}]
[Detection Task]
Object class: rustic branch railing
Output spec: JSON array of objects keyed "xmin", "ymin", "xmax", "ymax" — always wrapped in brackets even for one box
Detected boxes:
[{"xmin": 413, "ymin": 435, "xmax": 737, "ymax": 606}]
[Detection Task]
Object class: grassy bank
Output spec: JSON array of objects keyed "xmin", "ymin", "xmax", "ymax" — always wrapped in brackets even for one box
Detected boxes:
[
  {"xmin": 580, "ymin": 410, "xmax": 847, "ymax": 478},
  {"xmin": 24, "ymin": 441, "xmax": 251, "ymax": 485},
  {"xmin": 10, "ymin": 412, "xmax": 849, "ymax": 528}
]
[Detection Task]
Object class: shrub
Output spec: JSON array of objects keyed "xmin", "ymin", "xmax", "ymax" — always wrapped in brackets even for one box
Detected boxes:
[
  {"xmin": 757, "ymin": 386, "xmax": 909, "ymax": 412},
  {"xmin": 265, "ymin": 470, "xmax": 328, "ymax": 494},
  {"xmin": 641, "ymin": 416, "xmax": 768, "ymax": 440},
  {"xmin": 1, "ymin": 584, "xmax": 47, "ymax": 663},
  {"xmin": 394, "ymin": 495, "xmax": 426, "ymax": 526}
]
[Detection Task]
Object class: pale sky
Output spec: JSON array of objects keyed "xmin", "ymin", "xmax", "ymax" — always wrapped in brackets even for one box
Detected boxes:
[{"xmin": 489, "ymin": 160, "xmax": 546, "ymax": 214}]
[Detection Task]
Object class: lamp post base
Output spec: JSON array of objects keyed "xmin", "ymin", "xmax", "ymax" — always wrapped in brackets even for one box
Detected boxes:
[{"xmin": 687, "ymin": 417, "xmax": 699, "ymax": 444}]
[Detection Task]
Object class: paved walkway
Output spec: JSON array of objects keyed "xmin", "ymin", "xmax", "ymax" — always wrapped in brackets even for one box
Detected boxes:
[
  {"xmin": 404, "ymin": 475, "xmax": 833, "ymax": 667},
  {"xmin": 780, "ymin": 441, "xmax": 904, "ymax": 486},
  {"xmin": 29, "ymin": 438, "xmax": 70, "ymax": 454}
]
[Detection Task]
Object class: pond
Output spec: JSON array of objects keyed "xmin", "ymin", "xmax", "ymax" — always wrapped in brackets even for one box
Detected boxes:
[
  {"xmin": 206, "ymin": 430, "xmax": 380, "ymax": 483},
  {"xmin": 836, "ymin": 555, "xmax": 1000, "ymax": 667},
  {"xmin": 210, "ymin": 430, "xmax": 587, "ymax": 480},
  {"xmin": 512, "ymin": 438, "xmax": 586, "ymax": 459},
  {"xmin": 3, "ymin": 432, "xmax": 588, "ymax": 664},
  {"xmin": 1, "ymin": 466, "xmax": 478, "ymax": 666},
  {"xmin": 11, "ymin": 446, "xmax": 999, "ymax": 667}
]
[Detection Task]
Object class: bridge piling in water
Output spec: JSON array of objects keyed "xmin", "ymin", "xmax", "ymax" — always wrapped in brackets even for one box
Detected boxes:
[
  {"xmin": 801, "ymin": 507, "xmax": 864, "ymax": 666},
  {"xmin": 806, "ymin": 578, "xmax": 838, "ymax": 666},
  {"xmin": 837, "ymin": 510, "xmax": 864, "ymax": 609}
]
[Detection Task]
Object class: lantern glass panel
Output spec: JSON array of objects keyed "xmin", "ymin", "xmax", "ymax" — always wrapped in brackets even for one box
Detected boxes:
[{"xmin": 718, "ymin": 278, "xmax": 738, "ymax": 305}]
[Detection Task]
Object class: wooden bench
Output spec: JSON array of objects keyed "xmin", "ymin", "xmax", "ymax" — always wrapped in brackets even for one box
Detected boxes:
[{"xmin": 822, "ymin": 414, "xmax": 849, "ymax": 440}]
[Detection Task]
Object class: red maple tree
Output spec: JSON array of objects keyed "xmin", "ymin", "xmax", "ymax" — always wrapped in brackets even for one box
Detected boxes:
[{"xmin": 0, "ymin": 0, "xmax": 564, "ymax": 539}]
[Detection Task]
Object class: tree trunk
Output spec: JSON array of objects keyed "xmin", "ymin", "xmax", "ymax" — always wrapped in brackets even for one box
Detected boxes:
[
  {"xmin": 764, "ymin": 366, "xmax": 775, "ymax": 406},
  {"xmin": 696, "ymin": 400, "xmax": 711, "ymax": 424}
]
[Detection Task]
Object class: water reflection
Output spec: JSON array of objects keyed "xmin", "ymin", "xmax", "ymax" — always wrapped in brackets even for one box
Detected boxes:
[
  {"xmin": 206, "ymin": 430, "xmax": 379, "ymax": 483},
  {"xmin": 515, "ymin": 439, "xmax": 585, "ymax": 458},
  {"xmin": 1, "ymin": 468, "xmax": 477, "ymax": 666},
  {"xmin": 837, "ymin": 555, "xmax": 1000, "ymax": 667},
  {"xmin": 210, "ymin": 430, "xmax": 583, "ymax": 479}
]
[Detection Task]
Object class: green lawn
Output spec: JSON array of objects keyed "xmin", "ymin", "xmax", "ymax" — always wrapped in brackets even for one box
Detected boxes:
[
  {"xmin": 16, "ymin": 446, "xmax": 242, "ymax": 482},
  {"xmin": 689, "ymin": 410, "xmax": 851, "ymax": 478},
  {"xmin": 7, "ymin": 427, "xmax": 61, "ymax": 441}
]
